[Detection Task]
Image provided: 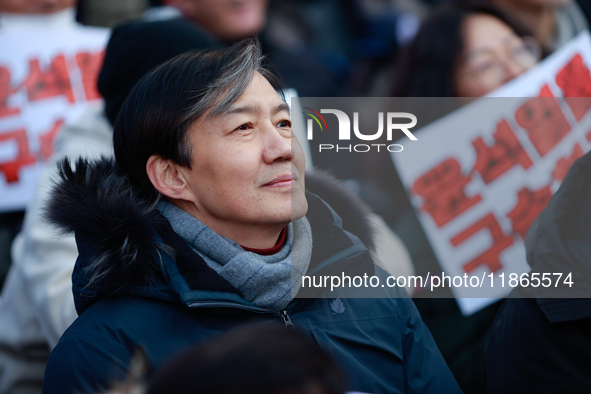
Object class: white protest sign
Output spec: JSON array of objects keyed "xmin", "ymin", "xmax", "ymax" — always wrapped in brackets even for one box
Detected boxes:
[
  {"xmin": 0, "ymin": 25, "xmax": 109, "ymax": 212},
  {"xmin": 392, "ymin": 31, "xmax": 591, "ymax": 315}
]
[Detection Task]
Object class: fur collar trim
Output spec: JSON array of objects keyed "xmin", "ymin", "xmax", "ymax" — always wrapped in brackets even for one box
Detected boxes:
[
  {"xmin": 46, "ymin": 157, "xmax": 170, "ymax": 293},
  {"xmin": 45, "ymin": 157, "xmax": 375, "ymax": 309}
]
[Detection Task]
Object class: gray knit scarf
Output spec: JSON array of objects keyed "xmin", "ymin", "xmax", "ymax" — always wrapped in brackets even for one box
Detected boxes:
[{"xmin": 158, "ymin": 202, "xmax": 312, "ymax": 310}]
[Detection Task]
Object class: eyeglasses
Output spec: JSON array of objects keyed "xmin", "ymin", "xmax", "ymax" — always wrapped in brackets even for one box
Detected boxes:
[{"xmin": 460, "ymin": 36, "xmax": 542, "ymax": 88}]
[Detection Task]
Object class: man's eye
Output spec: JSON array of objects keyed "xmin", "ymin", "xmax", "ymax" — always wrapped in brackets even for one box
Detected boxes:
[
  {"xmin": 236, "ymin": 123, "xmax": 252, "ymax": 131},
  {"xmin": 277, "ymin": 120, "xmax": 291, "ymax": 128}
]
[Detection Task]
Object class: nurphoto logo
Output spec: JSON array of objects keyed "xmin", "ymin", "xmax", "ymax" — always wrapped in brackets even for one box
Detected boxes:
[{"xmin": 304, "ymin": 107, "xmax": 418, "ymax": 153}]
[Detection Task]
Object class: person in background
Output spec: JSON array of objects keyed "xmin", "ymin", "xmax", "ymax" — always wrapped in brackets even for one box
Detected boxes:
[
  {"xmin": 0, "ymin": 0, "xmax": 74, "ymax": 15},
  {"xmin": 387, "ymin": 3, "xmax": 542, "ymax": 393},
  {"xmin": 0, "ymin": 18, "xmax": 218, "ymax": 394},
  {"xmin": 101, "ymin": 325, "xmax": 347, "ymax": 394},
  {"xmin": 486, "ymin": 151, "xmax": 591, "ymax": 392},
  {"xmin": 147, "ymin": 325, "xmax": 347, "ymax": 394},
  {"xmin": 75, "ymin": 0, "xmax": 149, "ymax": 27},
  {"xmin": 487, "ymin": 0, "xmax": 588, "ymax": 52},
  {"xmin": 0, "ymin": 0, "xmax": 78, "ymax": 290},
  {"xmin": 0, "ymin": 0, "xmax": 79, "ymax": 288},
  {"xmin": 392, "ymin": 3, "xmax": 541, "ymax": 97},
  {"xmin": 42, "ymin": 38, "xmax": 460, "ymax": 394},
  {"xmin": 0, "ymin": 2, "xmax": 80, "ymax": 391},
  {"xmin": 153, "ymin": 0, "xmax": 267, "ymax": 42},
  {"xmin": 145, "ymin": 0, "xmax": 349, "ymax": 97}
]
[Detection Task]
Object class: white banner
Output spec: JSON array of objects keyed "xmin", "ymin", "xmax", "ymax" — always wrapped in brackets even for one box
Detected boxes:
[
  {"xmin": 392, "ymin": 31, "xmax": 591, "ymax": 315},
  {"xmin": 0, "ymin": 25, "xmax": 109, "ymax": 212}
]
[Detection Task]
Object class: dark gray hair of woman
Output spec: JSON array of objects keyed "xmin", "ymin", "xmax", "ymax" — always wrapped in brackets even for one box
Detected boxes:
[{"xmin": 390, "ymin": 2, "xmax": 545, "ymax": 98}]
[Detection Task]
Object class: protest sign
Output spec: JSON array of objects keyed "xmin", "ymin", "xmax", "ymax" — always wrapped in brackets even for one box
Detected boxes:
[
  {"xmin": 392, "ymin": 31, "xmax": 591, "ymax": 315},
  {"xmin": 0, "ymin": 25, "xmax": 109, "ymax": 212}
]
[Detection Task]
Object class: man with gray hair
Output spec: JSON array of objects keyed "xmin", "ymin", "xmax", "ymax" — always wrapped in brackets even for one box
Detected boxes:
[{"xmin": 42, "ymin": 39, "xmax": 460, "ymax": 394}]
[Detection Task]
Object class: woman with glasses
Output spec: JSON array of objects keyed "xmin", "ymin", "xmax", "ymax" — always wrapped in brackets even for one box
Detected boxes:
[
  {"xmin": 454, "ymin": 12, "xmax": 541, "ymax": 97},
  {"xmin": 386, "ymin": 4, "xmax": 542, "ymax": 394},
  {"xmin": 391, "ymin": 3, "xmax": 543, "ymax": 98}
]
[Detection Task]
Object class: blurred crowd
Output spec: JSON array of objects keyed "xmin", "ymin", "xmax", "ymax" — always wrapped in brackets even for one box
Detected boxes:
[{"xmin": 0, "ymin": 0, "xmax": 590, "ymax": 393}]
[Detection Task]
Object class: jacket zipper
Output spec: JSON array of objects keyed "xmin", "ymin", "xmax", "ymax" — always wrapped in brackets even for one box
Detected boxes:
[
  {"xmin": 188, "ymin": 301, "xmax": 295, "ymax": 329},
  {"xmin": 280, "ymin": 309, "xmax": 294, "ymax": 329}
]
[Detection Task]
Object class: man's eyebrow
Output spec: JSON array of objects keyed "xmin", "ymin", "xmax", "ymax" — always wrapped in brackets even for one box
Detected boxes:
[
  {"xmin": 274, "ymin": 102, "xmax": 290, "ymax": 115},
  {"xmin": 224, "ymin": 102, "xmax": 290, "ymax": 116},
  {"xmin": 225, "ymin": 105, "xmax": 256, "ymax": 115}
]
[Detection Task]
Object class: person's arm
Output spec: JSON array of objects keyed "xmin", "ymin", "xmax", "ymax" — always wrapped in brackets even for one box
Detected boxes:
[
  {"xmin": 14, "ymin": 106, "xmax": 113, "ymax": 347},
  {"xmin": 12, "ymin": 177, "xmax": 79, "ymax": 346}
]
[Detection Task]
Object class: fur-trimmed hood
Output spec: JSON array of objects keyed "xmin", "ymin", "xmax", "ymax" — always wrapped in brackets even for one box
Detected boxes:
[
  {"xmin": 45, "ymin": 157, "xmax": 375, "ymax": 314},
  {"xmin": 46, "ymin": 157, "xmax": 168, "ymax": 292}
]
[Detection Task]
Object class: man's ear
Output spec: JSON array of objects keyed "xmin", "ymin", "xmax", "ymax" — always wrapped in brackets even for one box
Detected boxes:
[{"xmin": 146, "ymin": 155, "xmax": 191, "ymax": 201}]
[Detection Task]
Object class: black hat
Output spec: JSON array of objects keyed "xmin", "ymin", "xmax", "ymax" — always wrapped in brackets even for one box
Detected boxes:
[{"xmin": 98, "ymin": 18, "xmax": 218, "ymax": 125}]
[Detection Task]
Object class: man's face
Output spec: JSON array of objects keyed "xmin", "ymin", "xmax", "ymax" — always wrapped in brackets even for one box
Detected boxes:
[
  {"xmin": 0, "ymin": 0, "xmax": 75, "ymax": 13},
  {"xmin": 177, "ymin": 72, "xmax": 308, "ymax": 241},
  {"xmin": 172, "ymin": 0, "xmax": 268, "ymax": 41}
]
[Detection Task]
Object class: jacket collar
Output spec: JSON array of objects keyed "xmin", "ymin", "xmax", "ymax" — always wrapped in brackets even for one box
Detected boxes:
[{"xmin": 47, "ymin": 157, "xmax": 373, "ymax": 315}]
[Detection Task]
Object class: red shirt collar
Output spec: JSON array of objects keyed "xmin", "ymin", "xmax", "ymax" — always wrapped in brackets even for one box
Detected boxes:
[{"xmin": 241, "ymin": 227, "xmax": 287, "ymax": 256}]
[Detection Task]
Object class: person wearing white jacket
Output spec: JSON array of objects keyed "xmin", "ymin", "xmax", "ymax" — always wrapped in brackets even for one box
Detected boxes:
[{"xmin": 0, "ymin": 104, "xmax": 112, "ymax": 393}]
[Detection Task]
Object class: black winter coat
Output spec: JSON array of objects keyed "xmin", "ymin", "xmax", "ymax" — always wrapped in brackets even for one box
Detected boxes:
[
  {"xmin": 486, "ymin": 151, "xmax": 591, "ymax": 393},
  {"xmin": 42, "ymin": 158, "xmax": 461, "ymax": 394}
]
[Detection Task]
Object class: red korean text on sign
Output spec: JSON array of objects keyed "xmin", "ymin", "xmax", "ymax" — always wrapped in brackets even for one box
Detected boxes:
[
  {"xmin": 450, "ymin": 213, "xmax": 513, "ymax": 273},
  {"xmin": 552, "ymin": 144, "xmax": 583, "ymax": 182},
  {"xmin": 76, "ymin": 50, "xmax": 105, "ymax": 101},
  {"xmin": 413, "ymin": 158, "xmax": 482, "ymax": 228},
  {"xmin": 555, "ymin": 53, "xmax": 591, "ymax": 121},
  {"xmin": 23, "ymin": 54, "xmax": 75, "ymax": 103},
  {"xmin": 515, "ymin": 85, "xmax": 571, "ymax": 157},
  {"xmin": 472, "ymin": 119, "xmax": 533, "ymax": 184},
  {"xmin": 0, "ymin": 129, "xmax": 36, "ymax": 183},
  {"xmin": 38, "ymin": 119, "xmax": 63, "ymax": 160},
  {"xmin": 506, "ymin": 185, "xmax": 552, "ymax": 240},
  {"xmin": 0, "ymin": 66, "xmax": 19, "ymax": 118}
]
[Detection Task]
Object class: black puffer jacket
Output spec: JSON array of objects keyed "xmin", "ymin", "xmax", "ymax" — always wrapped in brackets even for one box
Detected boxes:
[{"xmin": 42, "ymin": 158, "xmax": 461, "ymax": 394}]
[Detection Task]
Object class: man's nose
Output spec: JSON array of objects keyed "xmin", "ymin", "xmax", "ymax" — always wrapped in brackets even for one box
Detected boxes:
[{"xmin": 262, "ymin": 126, "xmax": 292, "ymax": 164}]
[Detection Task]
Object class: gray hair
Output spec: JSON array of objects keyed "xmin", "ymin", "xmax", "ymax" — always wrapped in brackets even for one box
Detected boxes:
[
  {"xmin": 194, "ymin": 41, "xmax": 265, "ymax": 119},
  {"xmin": 113, "ymin": 37, "xmax": 285, "ymax": 202}
]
